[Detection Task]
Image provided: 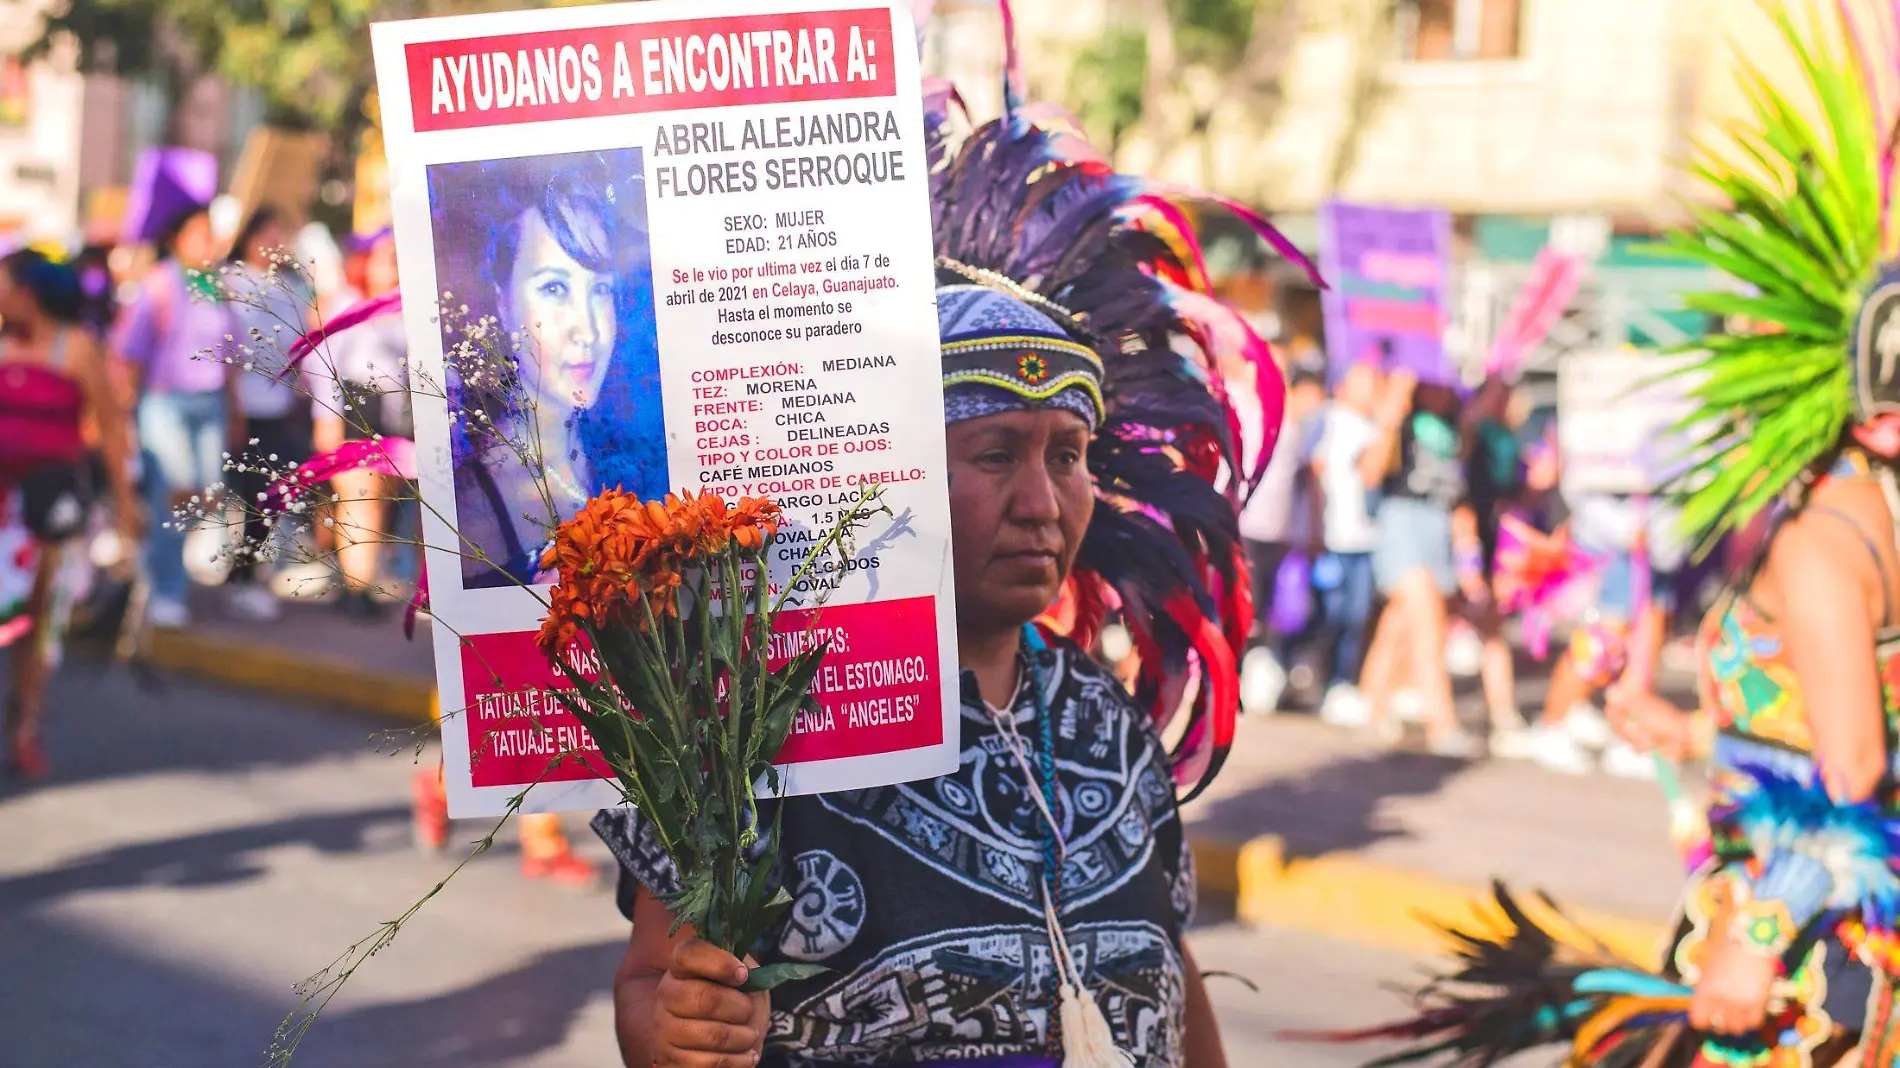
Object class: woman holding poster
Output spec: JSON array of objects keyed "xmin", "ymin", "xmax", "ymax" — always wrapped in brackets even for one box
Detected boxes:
[
  {"xmin": 428, "ymin": 149, "xmax": 666, "ymax": 589},
  {"xmin": 592, "ymin": 58, "xmax": 1315, "ymax": 1068}
]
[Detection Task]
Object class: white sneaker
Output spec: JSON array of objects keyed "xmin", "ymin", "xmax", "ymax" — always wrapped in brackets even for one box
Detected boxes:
[
  {"xmin": 1319, "ymin": 683, "xmax": 1370, "ymax": 728},
  {"xmin": 182, "ymin": 520, "xmax": 238, "ymax": 588},
  {"xmin": 226, "ymin": 583, "xmax": 283, "ymax": 622},
  {"xmin": 1392, "ymin": 688, "xmax": 1427, "ymax": 724},
  {"xmin": 1488, "ymin": 722, "xmax": 1536, "ymax": 760},
  {"xmin": 1601, "ymin": 741, "xmax": 1659, "ymax": 780},
  {"xmin": 1562, "ymin": 703, "xmax": 1613, "ymax": 749},
  {"xmin": 1445, "ymin": 625, "xmax": 1484, "ymax": 678},
  {"xmin": 1524, "ymin": 725, "xmax": 1596, "ymax": 776},
  {"xmin": 146, "ymin": 598, "xmax": 192, "ymax": 630},
  {"xmin": 1240, "ymin": 646, "xmax": 1287, "ymax": 716}
]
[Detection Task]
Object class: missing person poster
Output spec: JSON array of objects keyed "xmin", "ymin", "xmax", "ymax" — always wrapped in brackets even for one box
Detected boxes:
[{"xmin": 371, "ymin": 0, "xmax": 957, "ymax": 817}]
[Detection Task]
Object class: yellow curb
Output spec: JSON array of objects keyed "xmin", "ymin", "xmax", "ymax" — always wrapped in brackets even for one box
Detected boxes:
[
  {"xmin": 1191, "ymin": 838, "xmax": 1241, "ymax": 905},
  {"xmin": 1234, "ymin": 835, "xmax": 1672, "ymax": 960},
  {"xmin": 147, "ymin": 627, "xmax": 436, "ymax": 724}
]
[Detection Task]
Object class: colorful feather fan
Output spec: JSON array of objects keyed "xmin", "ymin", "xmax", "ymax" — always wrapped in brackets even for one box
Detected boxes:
[
  {"xmin": 926, "ymin": 10, "xmax": 1320, "ymax": 799},
  {"xmin": 1281, "ymin": 884, "xmax": 1697, "ymax": 1068},
  {"xmin": 1492, "ymin": 514, "xmax": 1605, "ymax": 659},
  {"xmin": 1656, "ymin": 0, "xmax": 1900, "ymax": 554}
]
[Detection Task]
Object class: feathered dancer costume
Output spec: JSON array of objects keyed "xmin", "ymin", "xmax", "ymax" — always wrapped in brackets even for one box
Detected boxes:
[
  {"xmin": 272, "ymin": 2, "xmax": 1314, "ymax": 804},
  {"xmin": 1293, "ymin": 4, "xmax": 1900, "ymax": 1068}
]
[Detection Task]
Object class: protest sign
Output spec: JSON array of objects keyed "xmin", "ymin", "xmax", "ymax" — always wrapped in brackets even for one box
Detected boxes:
[
  {"xmin": 371, "ymin": 0, "xmax": 957, "ymax": 816},
  {"xmin": 1557, "ymin": 349, "xmax": 1699, "ymax": 495},
  {"xmin": 1318, "ymin": 200, "xmax": 1456, "ymax": 386}
]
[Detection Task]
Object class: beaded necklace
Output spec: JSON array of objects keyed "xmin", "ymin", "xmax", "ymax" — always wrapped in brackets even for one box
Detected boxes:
[{"xmin": 1020, "ymin": 625, "xmax": 1066, "ymax": 1051}]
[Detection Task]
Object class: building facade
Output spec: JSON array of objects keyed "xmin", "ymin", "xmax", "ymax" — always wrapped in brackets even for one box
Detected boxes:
[
  {"xmin": 0, "ymin": 0, "xmax": 260, "ymax": 243},
  {"xmin": 923, "ymin": 0, "xmax": 1853, "ymax": 373}
]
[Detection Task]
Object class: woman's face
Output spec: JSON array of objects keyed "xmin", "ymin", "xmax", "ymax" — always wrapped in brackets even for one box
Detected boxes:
[
  {"xmin": 173, "ymin": 212, "xmax": 216, "ymax": 267},
  {"xmin": 946, "ymin": 406, "xmax": 1095, "ymax": 636},
  {"xmin": 365, "ymin": 236, "xmax": 400, "ymax": 297},
  {"xmin": 1336, "ymin": 362, "xmax": 1379, "ymax": 412},
  {"xmin": 502, "ymin": 207, "xmax": 615, "ymax": 410},
  {"xmin": 0, "ymin": 266, "xmax": 30, "ymax": 326}
]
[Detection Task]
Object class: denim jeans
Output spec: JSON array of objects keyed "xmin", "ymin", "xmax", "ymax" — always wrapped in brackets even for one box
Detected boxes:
[
  {"xmin": 1317, "ymin": 551, "xmax": 1374, "ymax": 686},
  {"xmin": 139, "ymin": 390, "xmax": 227, "ymax": 606}
]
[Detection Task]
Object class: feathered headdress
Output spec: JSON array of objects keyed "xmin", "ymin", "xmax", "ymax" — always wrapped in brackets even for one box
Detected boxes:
[
  {"xmin": 926, "ymin": 6, "xmax": 1321, "ymax": 802},
  {"xmin": 1660, "ymin": 0, "xmax": 1900, "ymax": 554}
]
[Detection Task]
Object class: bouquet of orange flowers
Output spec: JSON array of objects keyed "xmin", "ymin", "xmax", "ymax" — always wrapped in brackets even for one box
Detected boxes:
[{"xmin": 536, "ymin": 487, "xmax": 873, "ymax": 990}]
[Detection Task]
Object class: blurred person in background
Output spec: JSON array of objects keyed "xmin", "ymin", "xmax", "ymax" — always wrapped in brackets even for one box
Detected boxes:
[
  {"xmin": 314, "ymin": 229, "xmax": 411, "ymax": 620},
  {"xmin": 1361, "ymin": 369, "xmax": 1477, "ymax": 756},
  {"xmin": 0, "ymin": 248, "xmax": 139, "ymax": 778},
  {"xmin": 1307, "ymin": 357, "xmax": 1385, "ymax": 727},
  {"xmin": 221, "ymin": 207, "xmax": 316, "ymax": 622},
  {"xmin": 1457, "ymin": 374, "xmax": 1534, "ymax": 751},
  {"xmin": 1237, "ymin": 357, "xmax": 1326, "ymax": 714},
  {"xmin": 1515, "ymin": 484, "xmax": 1684, "ymax": 776},
  {"xmin": 115, "ymin": 204, "xmax": 240, "ymax": 629}
]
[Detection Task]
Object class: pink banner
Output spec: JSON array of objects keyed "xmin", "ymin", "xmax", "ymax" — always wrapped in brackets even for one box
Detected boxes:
[{"xmin": 1487, "ymin": 248, "xmax": 1584, "ymax": 375}]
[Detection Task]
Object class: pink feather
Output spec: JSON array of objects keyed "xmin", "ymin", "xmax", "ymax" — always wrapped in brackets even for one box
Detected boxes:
[
  {"xmin": 1019, "ymin": 102, "xmax": 1108, "ymax": 164},
  {"xmin": 1135, "ymin": 184, "xmax": 1324, "ymax": 289},
  {"xmin": 1127, "ymin": 194, "xmax": 1215, "ymax": 292},
  {"xmin": 282, "ymin": 291, "xmax": 403, "ymax": 378},
  {"xmin": 1156, "ymin": 283, "xmax": 1286, "ymax": 485},
  {"xmin": 262, "ymin": 438, "xmax": 417, "ymax": 516},
  {"xmin": 921, "ymin": 76, "xmax": 968, "ymax": 126}
]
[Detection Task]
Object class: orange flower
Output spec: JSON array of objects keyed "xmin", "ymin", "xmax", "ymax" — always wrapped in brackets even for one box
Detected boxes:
[
  {"xmin": 729, "ymin": 496, "xmax": 782, "ymax": 551},
  {"xmin": 537, "ymin": 488, "xmax": 785, "ymax": 653}
]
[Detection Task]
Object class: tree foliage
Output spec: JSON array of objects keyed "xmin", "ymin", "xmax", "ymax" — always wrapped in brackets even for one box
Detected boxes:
[
  {"xmin": 23, "ymin": 0, "xmax": 552, "ymax": 131},
  {"xmin": 1067, "ymin": 0, "xmax": 1302, "ymax": 179}
]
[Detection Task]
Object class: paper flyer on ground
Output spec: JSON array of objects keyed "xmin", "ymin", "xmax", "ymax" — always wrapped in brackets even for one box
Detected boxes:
[{"xmin": 369, "ymin": 0, "xmax": 957, "ymax": 817}]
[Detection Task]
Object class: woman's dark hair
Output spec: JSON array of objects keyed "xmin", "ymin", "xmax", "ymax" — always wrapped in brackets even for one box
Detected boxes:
[
  {"xmin": 1, "ymin": 248, "xmax": 85, "ymax": 324},
  {"xmin": 155, "ymin": 203, "xmax": 211, "ymax": 261},
  {"xmin": 226, "ymin": 206, "xmax": 283, "ymax": 265},
  {"xmin": 480, "ymin": 163, "xmax": 626, "ymax": 298}
]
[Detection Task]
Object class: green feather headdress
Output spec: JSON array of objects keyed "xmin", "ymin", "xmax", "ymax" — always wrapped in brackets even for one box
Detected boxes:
[{"xmin": 1657, "ymin": 0, "xmax": 1899, "ymax": 554}]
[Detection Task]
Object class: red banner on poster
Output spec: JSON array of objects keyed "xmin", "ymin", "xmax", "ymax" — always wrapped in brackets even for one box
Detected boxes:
[
  {"xmin": 406, "ymin": 8, "xmax": 896, "ymax": 131},
  {"xmin": 459, "ymin": 595, "xmax": 942, "ymax": 788}
]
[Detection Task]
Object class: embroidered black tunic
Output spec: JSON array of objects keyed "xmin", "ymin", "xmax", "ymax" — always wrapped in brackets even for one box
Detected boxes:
[{"xmin": 593, "ymin": 634, "xmax": 1195, "ymax": 1067}]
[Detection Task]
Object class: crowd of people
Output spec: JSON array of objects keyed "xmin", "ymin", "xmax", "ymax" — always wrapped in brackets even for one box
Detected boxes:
[
  {"xmin": 0, "ymin": 205, "xmax": 413, "ymax": 767},
  {"xmin": 1232, "ymin": 346, "xmax": 1714, "ymax": 777},
  {"xmin": 0, "ymin": 201, "xmax": 613, "ymax": 885}
]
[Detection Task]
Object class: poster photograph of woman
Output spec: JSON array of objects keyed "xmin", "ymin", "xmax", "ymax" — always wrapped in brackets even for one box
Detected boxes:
[{"xmin": 426, "ymin": 147, "xmax": 666, "ymax": 590}]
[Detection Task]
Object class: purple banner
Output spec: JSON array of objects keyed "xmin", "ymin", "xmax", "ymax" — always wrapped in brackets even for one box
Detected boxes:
[{"xmin": 1317, "ymin": 200, "xmax": 1455, "ymax": 386}]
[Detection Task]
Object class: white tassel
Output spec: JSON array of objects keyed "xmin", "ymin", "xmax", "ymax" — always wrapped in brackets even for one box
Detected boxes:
[
  {"xmin": 1058, "ymin": 981, "xmax": 1136, "ymax": 1068},
  {"xmin": 994, "ymin": 680, "xmax": 1135, "ymax": 1068},
  {"xmin": 1044, "ymin": 891, "xmax": 1135, "ymax": 1068}
]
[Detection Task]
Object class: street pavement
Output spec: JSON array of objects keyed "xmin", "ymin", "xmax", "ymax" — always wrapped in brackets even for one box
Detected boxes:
[
  {"xmin": 162, "ymin": 593, "xmax": 1692, "ymax": 925},
  {"xmin": 2, "ymin": 662, "xmax": 1438, "ymax": 1068}
]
